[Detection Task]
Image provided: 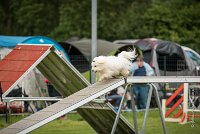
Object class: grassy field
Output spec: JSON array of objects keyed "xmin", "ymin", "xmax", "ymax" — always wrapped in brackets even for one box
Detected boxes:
[{"xmin": 0, "ymin": 110, "xmax": 199, "ymax": 134}]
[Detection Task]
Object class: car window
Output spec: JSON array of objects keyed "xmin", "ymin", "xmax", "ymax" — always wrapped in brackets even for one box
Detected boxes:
[{"xmin": 185, "ymin": 50, "xmax": 200, "ymax": 65}]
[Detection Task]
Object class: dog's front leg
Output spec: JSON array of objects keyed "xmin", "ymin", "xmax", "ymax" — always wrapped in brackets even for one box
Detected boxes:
[
  {"xmin": 99, "ymin": 73, "xmax": 113, "ymax": 81},
  {"xmin": 103, "ymin": 72, "xmax": 113, "ymax": 80},
  {"xmin": 99, "ymin": 75, "xmax": 106, "ymax": 81},
  {"xmin": 121, "ymin": 69, "xmax": 130, "ymax": 78}
]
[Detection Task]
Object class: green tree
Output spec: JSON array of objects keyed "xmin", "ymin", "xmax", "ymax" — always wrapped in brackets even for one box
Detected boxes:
[
  {"xmin": 0, "ymin": 0, "xmax": 60, "ymax": 36},
  {"xmin": 0, "ymin": 0, "xmax": 199, "ymax": 52},
  {"xmin": 50, "ymin": 0, "xmax": 91, "ymax": 41},
  {"xmin": 140, "ymin": 0, "xmax": 200, "ymax": 52}
]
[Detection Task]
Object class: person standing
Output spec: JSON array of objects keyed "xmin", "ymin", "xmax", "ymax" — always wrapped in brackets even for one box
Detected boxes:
[{"xmin": 130, "ymin": 56, "xmax": 154, "ymax": 109}]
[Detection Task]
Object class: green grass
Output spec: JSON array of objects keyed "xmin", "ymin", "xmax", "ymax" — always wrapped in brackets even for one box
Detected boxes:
[
  {"xmin": 123, "ymin": 110, "xmax": 200, "ymax": 134},
  {"xmin": 0, "ymin": 115, "xmax": 25, "ymax": 128},
  {"xmin": 0, "ymin": 110, "xmax": 200, "ymax": 134},
  {"xmin": 82, "ymin": 71, "xmax": 90, "ymax": 81}
]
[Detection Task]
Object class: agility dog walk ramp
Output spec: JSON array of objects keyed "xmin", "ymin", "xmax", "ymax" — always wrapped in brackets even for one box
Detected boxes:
[
  {"xmin": 0, "ymin": 44, "xmax": 134, "ymax": 134},
  {"xmin": 0, "ymin": 79, "xmax": 129, "ymax": 134}
]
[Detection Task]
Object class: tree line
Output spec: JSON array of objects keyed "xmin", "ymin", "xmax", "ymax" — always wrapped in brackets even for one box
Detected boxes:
[{"xmin": 0, "ymin": 0, "xmax": 199, "ymax": 52}]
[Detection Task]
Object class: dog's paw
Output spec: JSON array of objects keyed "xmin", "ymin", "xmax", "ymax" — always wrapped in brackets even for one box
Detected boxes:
[
  {"xmin": 99, "ymin": 75, "xmax": 113, "ymax": 81},
  {"xmin": 98, "ymin": 77, "xmax": 104, "ymax": 81},
  {"xmin": 99, "ymin": 76, "xmax": 106, "ymax": 81},
  {"xmin": 121, "ymin": 70, "xmax": 130, "ymax": 78}
]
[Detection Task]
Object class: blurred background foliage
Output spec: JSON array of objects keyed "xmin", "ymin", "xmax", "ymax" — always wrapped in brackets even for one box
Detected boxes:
[{"xmin": 0, "ymin": 0, "xmax": 199, "ymax": 52}]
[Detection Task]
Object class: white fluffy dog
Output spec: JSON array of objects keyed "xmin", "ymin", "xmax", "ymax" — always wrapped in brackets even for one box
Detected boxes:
[{"xmin": 91, "ymin": 49, "xmax": 137, "ymax": 81}]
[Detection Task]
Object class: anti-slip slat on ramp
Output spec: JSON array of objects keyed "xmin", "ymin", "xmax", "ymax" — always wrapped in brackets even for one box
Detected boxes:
[{"xmin": 0, "ymin": 44, "xmax": 135, "ymax": 134}]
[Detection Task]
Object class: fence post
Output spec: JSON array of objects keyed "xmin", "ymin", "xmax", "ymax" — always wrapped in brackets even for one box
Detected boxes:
[
  {"xmin": 164, "ymin": 56, "xmax": 166, "ymax": 76},
  {"xmin": 163, "ymin": 56, "xmax": 167, "ymax": 98},
  {"xmin": 182, "ymin": 83, "xmax": 188, "ymax": 124},
  {"xmin": 162, "ymin": 99, "xmax": 166, "ymax": 120}
]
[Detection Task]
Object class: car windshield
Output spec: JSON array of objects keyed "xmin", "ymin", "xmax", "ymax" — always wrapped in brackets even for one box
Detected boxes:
[{"xmin": 185, "ymin": 50, "xmax": 200, "ymax": 65}]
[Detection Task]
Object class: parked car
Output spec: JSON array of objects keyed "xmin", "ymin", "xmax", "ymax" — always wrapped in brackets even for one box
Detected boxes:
[{"xmin": 182, "ymin": 46, "xmax": 200, "ymax": 65}]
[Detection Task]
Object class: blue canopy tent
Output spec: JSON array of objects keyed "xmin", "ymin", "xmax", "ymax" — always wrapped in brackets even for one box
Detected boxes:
[{"xmin": 0, "ymin": 35, "xmax": 70, "ymax": 60}]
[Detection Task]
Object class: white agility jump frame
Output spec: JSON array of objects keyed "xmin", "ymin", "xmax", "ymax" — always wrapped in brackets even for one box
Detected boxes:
[
  {"xmin": 111, "ymin": 76, "xmax": 200, "ymax": 134},
  {"xmin": 162, "ymin": 84, "xmax": 200, "ymax": 124}
]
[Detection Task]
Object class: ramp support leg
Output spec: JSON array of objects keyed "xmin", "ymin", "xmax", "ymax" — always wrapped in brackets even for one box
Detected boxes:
[
  {"xmin": 130, "ymin": 84, "xmax": 139, "ymax": 134},
  {"xmin": 111, "ymin": 84, "xmax": 129, "ymax": 134},
  {"xmin": 142, "ymin": 83, "xmax": 167, "ymax": 134},
  {"xmin": 152, "ymin": 83, "xmax": 167, "ymax": 134},
  {"xmin": 141, "ymin": 84, "xmax": 153, "ymax": 134}
]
